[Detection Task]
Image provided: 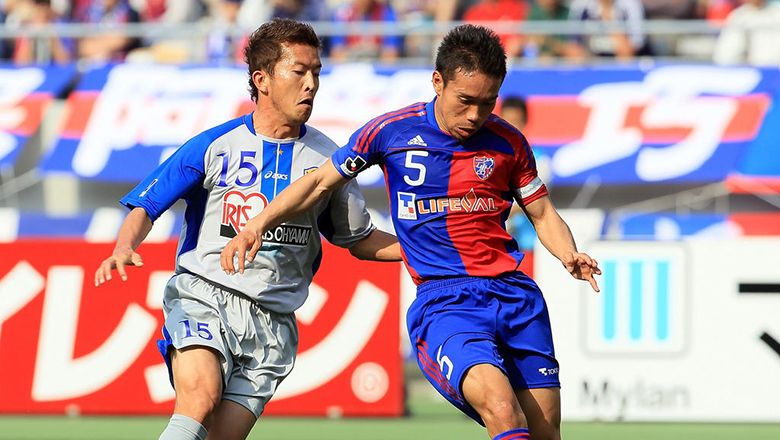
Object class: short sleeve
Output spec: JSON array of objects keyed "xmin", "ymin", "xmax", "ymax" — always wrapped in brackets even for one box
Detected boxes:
[
  {"xmin": 510, "ymin": 132, "xmax": 548, "ymax": 206},
  {"xmin": 120, "ymin": 135, "xmax": 209, "ymax": 221},
  {"xmin": 317, "ymin": 178, "xmax": 376, "ymax": 248},
  {"xmin": 330, "ymin": 114, "xmax": 390, "ymax": 179}
]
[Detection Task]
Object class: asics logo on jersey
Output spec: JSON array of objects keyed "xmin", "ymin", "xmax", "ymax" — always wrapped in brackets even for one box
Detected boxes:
[
  {"xmin": 220, "ymin": 191, "xmax": 269, "ymax": 238},
  {"xmin": 473, "ymin": 156, "xmax": 495, "ymax": 180},
  {"xmin": 407, "ymin": 135, "xmax": 428, "ymax": 147},
  {"xmin": 396, "ymin": 188, "xmax": 499, "ymax": 220},
  {"xmin": 264, "ymin": 171, "xmax": 289, "ymax": 181},
  {"xmin": 339, "ymin": 156, "xmax": 367, "ymax": 177}
]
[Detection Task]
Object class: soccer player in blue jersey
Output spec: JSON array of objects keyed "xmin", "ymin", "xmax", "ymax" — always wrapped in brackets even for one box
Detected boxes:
[
  {"xmin": 94, "ymin": 19, "xmax": 400, "ymax": 440},
  {"xmin": 222, "ymin": 24, "xmax": 601, "ymax": 440}
]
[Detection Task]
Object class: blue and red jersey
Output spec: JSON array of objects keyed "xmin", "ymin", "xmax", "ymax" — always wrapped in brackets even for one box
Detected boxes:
[{"xmin": 331, "ymin": 98, "xmax": 548, "ymax": 284}]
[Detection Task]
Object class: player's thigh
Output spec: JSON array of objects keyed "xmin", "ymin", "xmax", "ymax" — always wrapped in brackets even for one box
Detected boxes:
[
  {"xmin": 514, "ymin": 387, "xmax": 561, "ymax": 440},
  {"xmin": 171, "ymin": 346, "xmax": 224, "ymax": 401},
  {"xmin": 206, "ymin": 399, "xmax": 256, "ymax": 440},
  {"xmin": 221, "ymin": 306, "xmax": 298, "ymax": 419}
]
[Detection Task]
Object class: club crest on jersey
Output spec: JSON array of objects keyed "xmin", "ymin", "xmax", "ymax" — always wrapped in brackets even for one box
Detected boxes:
[
  {"xmin": 220, "ymin": 191, "xmax": 269, "ymax": 238},
  {"xmin": 473, "ymin": 156, "xmax": 495, "ymax": 180}
]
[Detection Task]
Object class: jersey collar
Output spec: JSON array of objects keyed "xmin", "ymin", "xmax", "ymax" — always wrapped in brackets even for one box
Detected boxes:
[
  {"xmin": 244, "ymin": 111, "xmax": 307, "ymax": 139},
  {"xmin": 243, "ymin": 113, "xmax": 255, "ymax": 135},
  {"xmin": 425, "ymin": 98, "xmax": 439, "ymax": 130}
]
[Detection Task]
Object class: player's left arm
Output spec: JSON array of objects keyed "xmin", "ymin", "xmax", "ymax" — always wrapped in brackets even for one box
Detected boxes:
[
  {"xmin": 348, "ymin": 229, "xmax": 402, "ymax": 261},
  {"xmin": 522, "ymin": 195, "xmax": 601, "ymax": 292}
]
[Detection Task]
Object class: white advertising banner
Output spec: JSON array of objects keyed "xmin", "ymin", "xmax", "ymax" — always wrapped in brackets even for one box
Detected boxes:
[{"xmin": 537, "ymin": 237, "xmax": 780, "ymax": 421}]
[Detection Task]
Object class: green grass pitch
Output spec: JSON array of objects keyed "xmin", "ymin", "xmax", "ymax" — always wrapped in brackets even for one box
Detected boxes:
[{"xmin": 1, "ymin": 399, "xmax": 778, "ymax": 440}]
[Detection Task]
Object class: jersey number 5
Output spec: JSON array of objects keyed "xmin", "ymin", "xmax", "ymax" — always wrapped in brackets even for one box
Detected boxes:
[{"xmin": 404, "ymin": 151, "xmax": 428, "ymax": 186}]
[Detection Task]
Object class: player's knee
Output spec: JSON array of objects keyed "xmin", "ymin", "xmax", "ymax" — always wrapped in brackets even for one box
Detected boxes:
[
  {"xmin": 174, "ymin": 379, "xmax": 222, "ymax": 420},
  {"xmin": 175, "ymin": 391, "xmax": 221, "ymax": 422},
  {"xmin": 478, "ymin": 397, "xmax": 525, "ymax": 428}
]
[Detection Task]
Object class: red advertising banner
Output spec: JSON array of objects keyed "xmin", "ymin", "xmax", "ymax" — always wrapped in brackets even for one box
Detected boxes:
[{"xmin": 0, "ymin": 241, "xmax": 402, "ymax": 416}]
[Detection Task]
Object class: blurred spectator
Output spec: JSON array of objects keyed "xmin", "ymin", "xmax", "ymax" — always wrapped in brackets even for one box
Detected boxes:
[
  {"xmin": 269, "ymin": 0, "xmax": 328, "ymax": 21},
  {"xmin": 499, "ymin": 95, "xmax": 528, "ymax": 131},
  {"xmin": 13, "ymin": 0, "xmax": 74, "ymax": 64},
  {"xmin": 394, "ymin": 0, "xmax": 435, "ymax": 58},
  {"xmin": 330, "ymin": 0, "xmax": 402, "ymax": 63},
  {"xmin": 641, "ymin": 0, "xmax": 703, "ymax": 56},
  {"xmin": 204, "ymin": 0, "xmax": 244, "ymax": 64},
  {"xmin": 499, "ymin": 95, "xmax": 536, "ymax": 249},
  {"xmin": 569, "ymin": 0, "xmax": 651, "ymax": 59},
  {"xmin": 120, "ymin": 0, "xmax": 207, "ymax": 63},
  {"xmin": 134, "ymin": 0, "xmax": 165, "ymax": 21},
  {"xmin": 153, "ymin": 0, "xmax": 208, "ymax": 23},
  {"xmin": 713, "ymin": 0, "xmax": 780, "ymax": 65},
  {"xmin": 127, "ymin": 0, "xmax": 204, "ymax": 23},
  {"xmin": 706, "ymin": 0, "xmax": 737, "ymax": 21},
  {"xmin": 0, "ymin": 1, "xmax": 10, "ymax": 59},
  {"xmin": 525, "ymin": 0, "xmax": 586, "ymax": 61},
  {"xmin": 430, "ymin": 0, "xmax": 460, "ymax": 22},
  {"xmin": 233, "ymin": 0, "xmax": 271, "ymax": 29},
  {"xmin": 73, "ymin": 0, "xmax": 141, "ymax": 62},
  {"xmin": 462, "ymin": 0, "xmax": 529, "ymax": 57},
  {"xmin": 642, "ymin": 0, "xmax": 700, "ymax": 18}
]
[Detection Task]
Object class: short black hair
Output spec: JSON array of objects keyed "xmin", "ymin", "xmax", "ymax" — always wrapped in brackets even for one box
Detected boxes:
[
  {"xmin": 502, "ymin": 95, "xmax": 527, "ymax": 114},
  {"xmin": 435, "ymin": 24, "xmax": 507, "ymax": 84},
  {"xmin": 244, "ymin": 18, "xmax": 321, "ymax": 102}
]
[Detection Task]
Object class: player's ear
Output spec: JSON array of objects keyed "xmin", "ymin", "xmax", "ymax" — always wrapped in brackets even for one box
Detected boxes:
[
  {"xmin": 253, "ymin": 70, "xmax": 269, "ymax": 95},
  {"xmin": 432, "ymin": 71, "xmax": 444, "ymax": 96}
]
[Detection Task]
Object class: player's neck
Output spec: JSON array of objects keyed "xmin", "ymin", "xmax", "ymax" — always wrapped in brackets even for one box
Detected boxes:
[
  {"xmin": 432, "ymin": 100, "xmax": 452, "ymax": 136},
  {"xmin": 252, "ymin": 109, "xmax": 301, "ymax": 140}
]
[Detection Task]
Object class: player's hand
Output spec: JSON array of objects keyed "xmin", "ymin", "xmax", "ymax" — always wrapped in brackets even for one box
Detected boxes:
[
  {"xmin": 220, "ymin": 225, "xmax": 263, "ymax": 275},
  {"xmin": 561, "ymin": 251, "xmax": 601, "ymax": 292},
  {"xmin": 94, "ymin": 248, "xmax": 144, "ymax": 286}
]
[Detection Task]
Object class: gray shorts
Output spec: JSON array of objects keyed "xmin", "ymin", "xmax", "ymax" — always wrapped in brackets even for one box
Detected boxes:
[{"xmin": 159, "ymin": 272, "xmax": 298, "ymax": 418}]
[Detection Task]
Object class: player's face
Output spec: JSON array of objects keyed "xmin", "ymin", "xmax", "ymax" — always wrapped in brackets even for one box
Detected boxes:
[
  {"xmin": 267, "ymin": 43, "xmax": 322, "ymax": 126},
  {"xmin": 432, "ymin": 68, "xmax": 501, "ymax": 142}
]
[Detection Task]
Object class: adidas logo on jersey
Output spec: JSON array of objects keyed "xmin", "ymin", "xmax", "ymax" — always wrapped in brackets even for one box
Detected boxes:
[{"xmin": 407, "ymin": 135, "xmax": 427, "ymax": 147}]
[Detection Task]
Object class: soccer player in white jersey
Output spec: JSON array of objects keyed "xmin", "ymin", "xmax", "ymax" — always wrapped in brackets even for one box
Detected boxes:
[{"xmin": 94, "ymin": 18, "xmax": 401, "ymax": 440}]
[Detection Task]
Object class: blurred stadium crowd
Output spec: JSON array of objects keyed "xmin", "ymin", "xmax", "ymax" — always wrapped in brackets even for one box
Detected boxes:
[{"xmin": 2, "ymin": 0, "xmax": 780, "ymax": 66}]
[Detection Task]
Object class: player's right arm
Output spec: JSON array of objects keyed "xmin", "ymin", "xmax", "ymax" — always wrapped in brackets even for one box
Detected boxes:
[
  {"xmin": 94, "ymin": 207, "xmax": 152, "ymax": 286},
  {"xmin": 95, "ymin": 129, "xmax": 213, "ymax": 285},
  {"xmin": 220, "ymin": 160, "xmax": 350, "ymax": 274}
]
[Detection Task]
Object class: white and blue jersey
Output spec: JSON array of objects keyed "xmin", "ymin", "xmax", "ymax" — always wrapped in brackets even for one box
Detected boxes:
[{"xmin": 121, "ymin": 113, "xmax": 375, "ymax": 313}]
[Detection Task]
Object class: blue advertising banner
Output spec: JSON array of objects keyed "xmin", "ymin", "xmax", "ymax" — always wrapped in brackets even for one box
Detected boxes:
[
  {"xmin": 37, "ymin": 63, "xmax": 780, "ymax": 187},
  {"xmin": 0, "ymin": 64, "xmax": 76, "ymax": 168}
]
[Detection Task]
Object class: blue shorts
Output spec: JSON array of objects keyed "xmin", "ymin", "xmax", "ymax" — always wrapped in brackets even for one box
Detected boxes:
[{"xmin": 407, "ymin": 272, "xmax": 559, "ymax": 425}]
